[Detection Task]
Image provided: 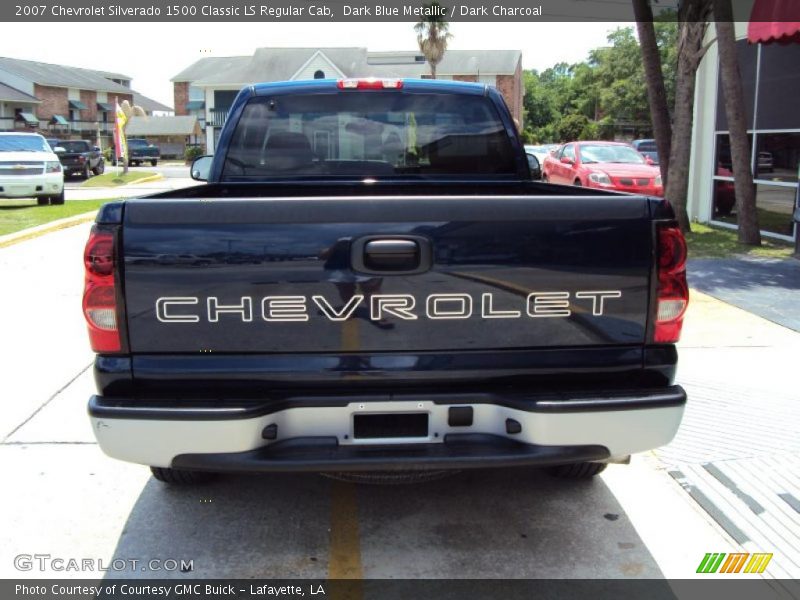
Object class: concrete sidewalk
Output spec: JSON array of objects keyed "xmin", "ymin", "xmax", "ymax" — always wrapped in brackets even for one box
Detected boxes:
[
  {"xmin": 65, "ymin": 176, "xmax": 196, "ymax": 201},
  {"xmin": 687, "ymin": 257, "xmax": 800, "ymax": 332},
  {"xmin": 661, "ymin": 290, "xmax": 800, "ymax": 585}
]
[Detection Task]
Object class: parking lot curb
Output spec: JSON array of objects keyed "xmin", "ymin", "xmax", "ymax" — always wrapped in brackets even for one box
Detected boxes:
[
  {"xmin": 0, "ymin": 210, "xmax": 98, "ymax": 249},
  {"xmin": 81, "ymin": 173, "xmax": 165, "ymax": 188}
]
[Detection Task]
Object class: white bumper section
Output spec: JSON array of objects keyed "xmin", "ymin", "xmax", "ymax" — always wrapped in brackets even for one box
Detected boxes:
[{"xmin": 90, "ymin": 399, "xmax": 685, "ymax": 469}]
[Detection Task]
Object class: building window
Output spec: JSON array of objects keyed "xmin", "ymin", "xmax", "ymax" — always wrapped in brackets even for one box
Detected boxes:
[
  {"xmin": 710, "ymin": 39, "xmax": 799, "ymax": 241},
  {"xmin": 714, "ymin": 133, "xmax": 753, "ymax": 175},
  {"xmin": 755, "ymin": 132, "xmax": 800, "ymax": 183},
  {"xmin": 713, "ymin": 182, "xmax": 796, "ymax": 238},
  {"xmin": 314, "ymin": 70, "xmax": 325, "ymax": 79}
]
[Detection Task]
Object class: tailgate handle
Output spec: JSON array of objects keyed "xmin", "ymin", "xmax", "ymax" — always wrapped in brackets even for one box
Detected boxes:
[{"xmin": 364, "ymin": 239, "xmax": 419, "ymax": 271}]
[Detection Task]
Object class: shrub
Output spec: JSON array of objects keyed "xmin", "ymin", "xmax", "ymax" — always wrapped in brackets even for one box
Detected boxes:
[{"xmin": 184, "ymin": 145, "xmax": 204, "ymax": 162}]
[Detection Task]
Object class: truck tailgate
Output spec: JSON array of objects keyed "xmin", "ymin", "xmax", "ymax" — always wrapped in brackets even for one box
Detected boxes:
[{"xmin": 121, "ymin": 195, "xmax": 653, "ymax": 355}]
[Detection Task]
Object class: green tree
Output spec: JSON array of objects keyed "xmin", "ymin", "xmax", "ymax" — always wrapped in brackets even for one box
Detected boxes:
[
  {"xmin": 522, "ymin": 23, "xmax": 677, "ymax": 143},
  {"xmin": 414, "ymin": 1, "xmax": 452, "ymax": 79},
  {"xmin": 556, "ymin": 114, "xmax": 592, "ymax": 142}
]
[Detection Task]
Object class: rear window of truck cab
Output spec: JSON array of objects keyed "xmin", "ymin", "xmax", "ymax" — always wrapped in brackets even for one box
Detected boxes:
[{"xmin": 221, "ymin": 92, "xmax": 518, "ymax": 180}]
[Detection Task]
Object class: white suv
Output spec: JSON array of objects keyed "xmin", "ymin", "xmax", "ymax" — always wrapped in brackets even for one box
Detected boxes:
[{"xmin": 0, "ymin": 132, "xmax": 65, "ymax": 205}]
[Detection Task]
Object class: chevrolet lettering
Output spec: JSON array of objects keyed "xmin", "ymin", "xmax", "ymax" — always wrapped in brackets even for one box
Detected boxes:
[
  {"xmin": 154, "ymin": 291, "xmax": 623, "ymax": 323},
  {"xmin": 83, "ymin": 78, "xmax": 688, "ymax": 486}
]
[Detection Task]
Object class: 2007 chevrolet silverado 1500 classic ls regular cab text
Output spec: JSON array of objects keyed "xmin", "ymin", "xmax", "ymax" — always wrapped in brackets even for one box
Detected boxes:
[{"xmin": 83, "ymin": 78, "xmax": 688, "ymax": 485}]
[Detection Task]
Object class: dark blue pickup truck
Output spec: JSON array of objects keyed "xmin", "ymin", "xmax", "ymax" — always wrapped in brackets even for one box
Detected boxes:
[{"xmin": 83, "ymin": 78, "xmax": 688, "ymax": 485}]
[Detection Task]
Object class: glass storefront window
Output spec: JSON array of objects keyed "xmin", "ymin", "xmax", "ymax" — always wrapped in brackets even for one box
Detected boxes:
[
  {"xmin": 715, "ymin": 132, "xmax": 753, "ymax": 175},
  {"xmin": 712, "ymin": 179, "xmax": 736, "ymax": 218},
  {"xmin": 715, "ymin": 40, "xmax": 757, "ymax": 131},
  {"xmin": 708, "ymin": 40, "xmax": 800, "ymax": 240},
  {"xmin": 755, "ymin": 132, "xmax": 800, "ymax": 183},
  {"xmin": 713, "ymin": 182, "xmax": 797, "ymax": 237},
  {"xmin": 756, "ymin": 43, "xmax": 800, "ymax": 130}
]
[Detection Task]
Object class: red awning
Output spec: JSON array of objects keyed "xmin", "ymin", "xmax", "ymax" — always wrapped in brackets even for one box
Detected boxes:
[{"xmin": 748, "ymin": 0, "xmax": 800, "ymax": 44}]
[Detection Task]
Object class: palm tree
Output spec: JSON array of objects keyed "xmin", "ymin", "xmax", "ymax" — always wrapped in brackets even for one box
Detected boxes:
[
  {"xmin": 414, "ymin": 2, "xmax": 452, "ymax": 79},
  {"xmin": 714, "ymin": 0, "xmax": 761, "ymax": 245},
  {"xmin": 662, "ymin": 0, "xmax": 713, "ymax": 233},
  {"xmin": 633, "ymin": 0, "xmax": 672, "ymax": 186}
]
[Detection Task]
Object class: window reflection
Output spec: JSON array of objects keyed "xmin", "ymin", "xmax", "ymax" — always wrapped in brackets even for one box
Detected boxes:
[
  {"xmin": 755, "ymin": 132, "xmax": 800, "ymax": 183},
  {"xmin": 713, "ymin": 182, "xmax": 796, "ymax": 237},
  {"xmin": 715, "ymin": 133, "xmax": 753, "ymax": 174}
]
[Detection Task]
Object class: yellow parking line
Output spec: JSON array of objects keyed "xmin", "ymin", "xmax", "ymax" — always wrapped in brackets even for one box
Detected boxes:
[
  {"xmin": 328, "ymin": 480, "xmax": 363, "ymax": 598},
  {"xmin": 327, "ymin": 315, "xmax": 363, "ymax": 594},
  {"xmin": 342, "ymin": 318, "xmax": 360, "ymax": 352}
]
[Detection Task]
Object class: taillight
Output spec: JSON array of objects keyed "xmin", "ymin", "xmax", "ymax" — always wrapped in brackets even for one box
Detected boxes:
[
  {"xmin": 83, "ymin": 225, "xmax": 121, "ymax": 352},
  {"xmin": 337, "ymin": 78, "xmax": 403, "ymax": 90},
  {"xmin": 653, "ymin": 225, "xmax": 688, "ymax": 343}
]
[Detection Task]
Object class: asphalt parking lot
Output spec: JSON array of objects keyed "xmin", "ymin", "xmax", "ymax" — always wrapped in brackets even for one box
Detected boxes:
[{"xmin": 0, "ymin": 222, "xmax": 797, "ymax": 586}]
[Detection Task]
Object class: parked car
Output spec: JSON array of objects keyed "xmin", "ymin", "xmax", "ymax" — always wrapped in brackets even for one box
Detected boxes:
[
  {"xmin": 112, "ymin": 139, "xmax": 160, "ymax": 167},
  {"xmin": 83, "ymin": 78, "xmax": 687, "ymax": 486},
  {"xmin": 631, "ymin": 139, "xmax": 659, "ymax": 165},
  {"xmin": 53, "ymin": 139, "xmax": 104, "ymax": 179},
  {"xmin": 524, "ymin": 144, "xmax": 559, "ymax": 166},
  {"xmin": 757, "ymin": 151, "xmax": 773, "ymax": 173},
  {"xmin": 714, "ymin": 167, "xmax": 736, "ymax": 216},
  {"xmin": 0, "ymin": 132, "xmax": 64, "ymax": 205},
  {"xmin": 543, "ymin": 141, "xmax": 663, "ymax": 196},
  {"xmin": 127, "ymin": 138, "xmax": 159, "ymax": 166}
]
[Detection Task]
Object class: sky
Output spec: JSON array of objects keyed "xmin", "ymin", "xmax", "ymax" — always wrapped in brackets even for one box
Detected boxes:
[{"xmin": 0, "ymin": 21, "xmax": 624, "ymax": 107}]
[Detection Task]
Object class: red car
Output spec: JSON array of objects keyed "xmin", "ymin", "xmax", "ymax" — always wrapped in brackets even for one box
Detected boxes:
[{"xmin": 543, "ymin": 141, "xmax": 664, "ymax": 196}]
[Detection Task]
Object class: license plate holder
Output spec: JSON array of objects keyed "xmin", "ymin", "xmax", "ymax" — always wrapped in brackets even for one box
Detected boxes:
[{"xmin": 353, "ymin": 413, "xmax": 429, "ymax": 439}]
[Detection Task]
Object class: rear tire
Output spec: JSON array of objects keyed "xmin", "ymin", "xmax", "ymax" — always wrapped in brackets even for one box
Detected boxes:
[
  {"xmin": 546, "ymin": 462, "xmax": 607, "ymax": 479},
  {"xmin": 150, "ymin": 466, "xmax": 215, "ymax": 485},
  {"xmin": 93, "ymin": 160, "xmax": 105, "ymax": 176},
  {"xmin": 49, "ymin": 190, "xmax": 65, "ymax": 205},
  {"xmin": 82, "ymin": 165, "xmax": 91, "ymax": 180},
  {"xmin": 150, "ymin": 159, "xmax": 158, "ymax": 167}
]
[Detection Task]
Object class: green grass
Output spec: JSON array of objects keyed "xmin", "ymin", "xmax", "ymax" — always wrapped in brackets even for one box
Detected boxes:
[
  {"xmin": 0, "ymin": 199, "xmax": 110, "ymax": 236},
  {"xmin": 81, "ymin": 170, "xmax": 159, "ymax": 188},
  {"xmin": 686, "ymin": 223, "xmax": 795, "ymax": 259}
]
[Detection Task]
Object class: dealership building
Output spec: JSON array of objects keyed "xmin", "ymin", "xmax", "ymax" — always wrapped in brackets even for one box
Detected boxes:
[{"xmin": 687, "ymin": 18, "xmax": 799, "ymax": 242}]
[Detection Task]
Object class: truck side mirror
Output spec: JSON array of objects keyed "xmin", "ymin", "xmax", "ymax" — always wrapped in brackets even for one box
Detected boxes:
[
  {"xmin": 54, "ymin": 147, "xmax": 66, "ymax": 154},
  {"xmin": 191, "ymin": 156, "xmax": 213, "ymax": 181},
  {"xmin": 526, "ymin": 153, "xmax": 541, "ymax": 180}
]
